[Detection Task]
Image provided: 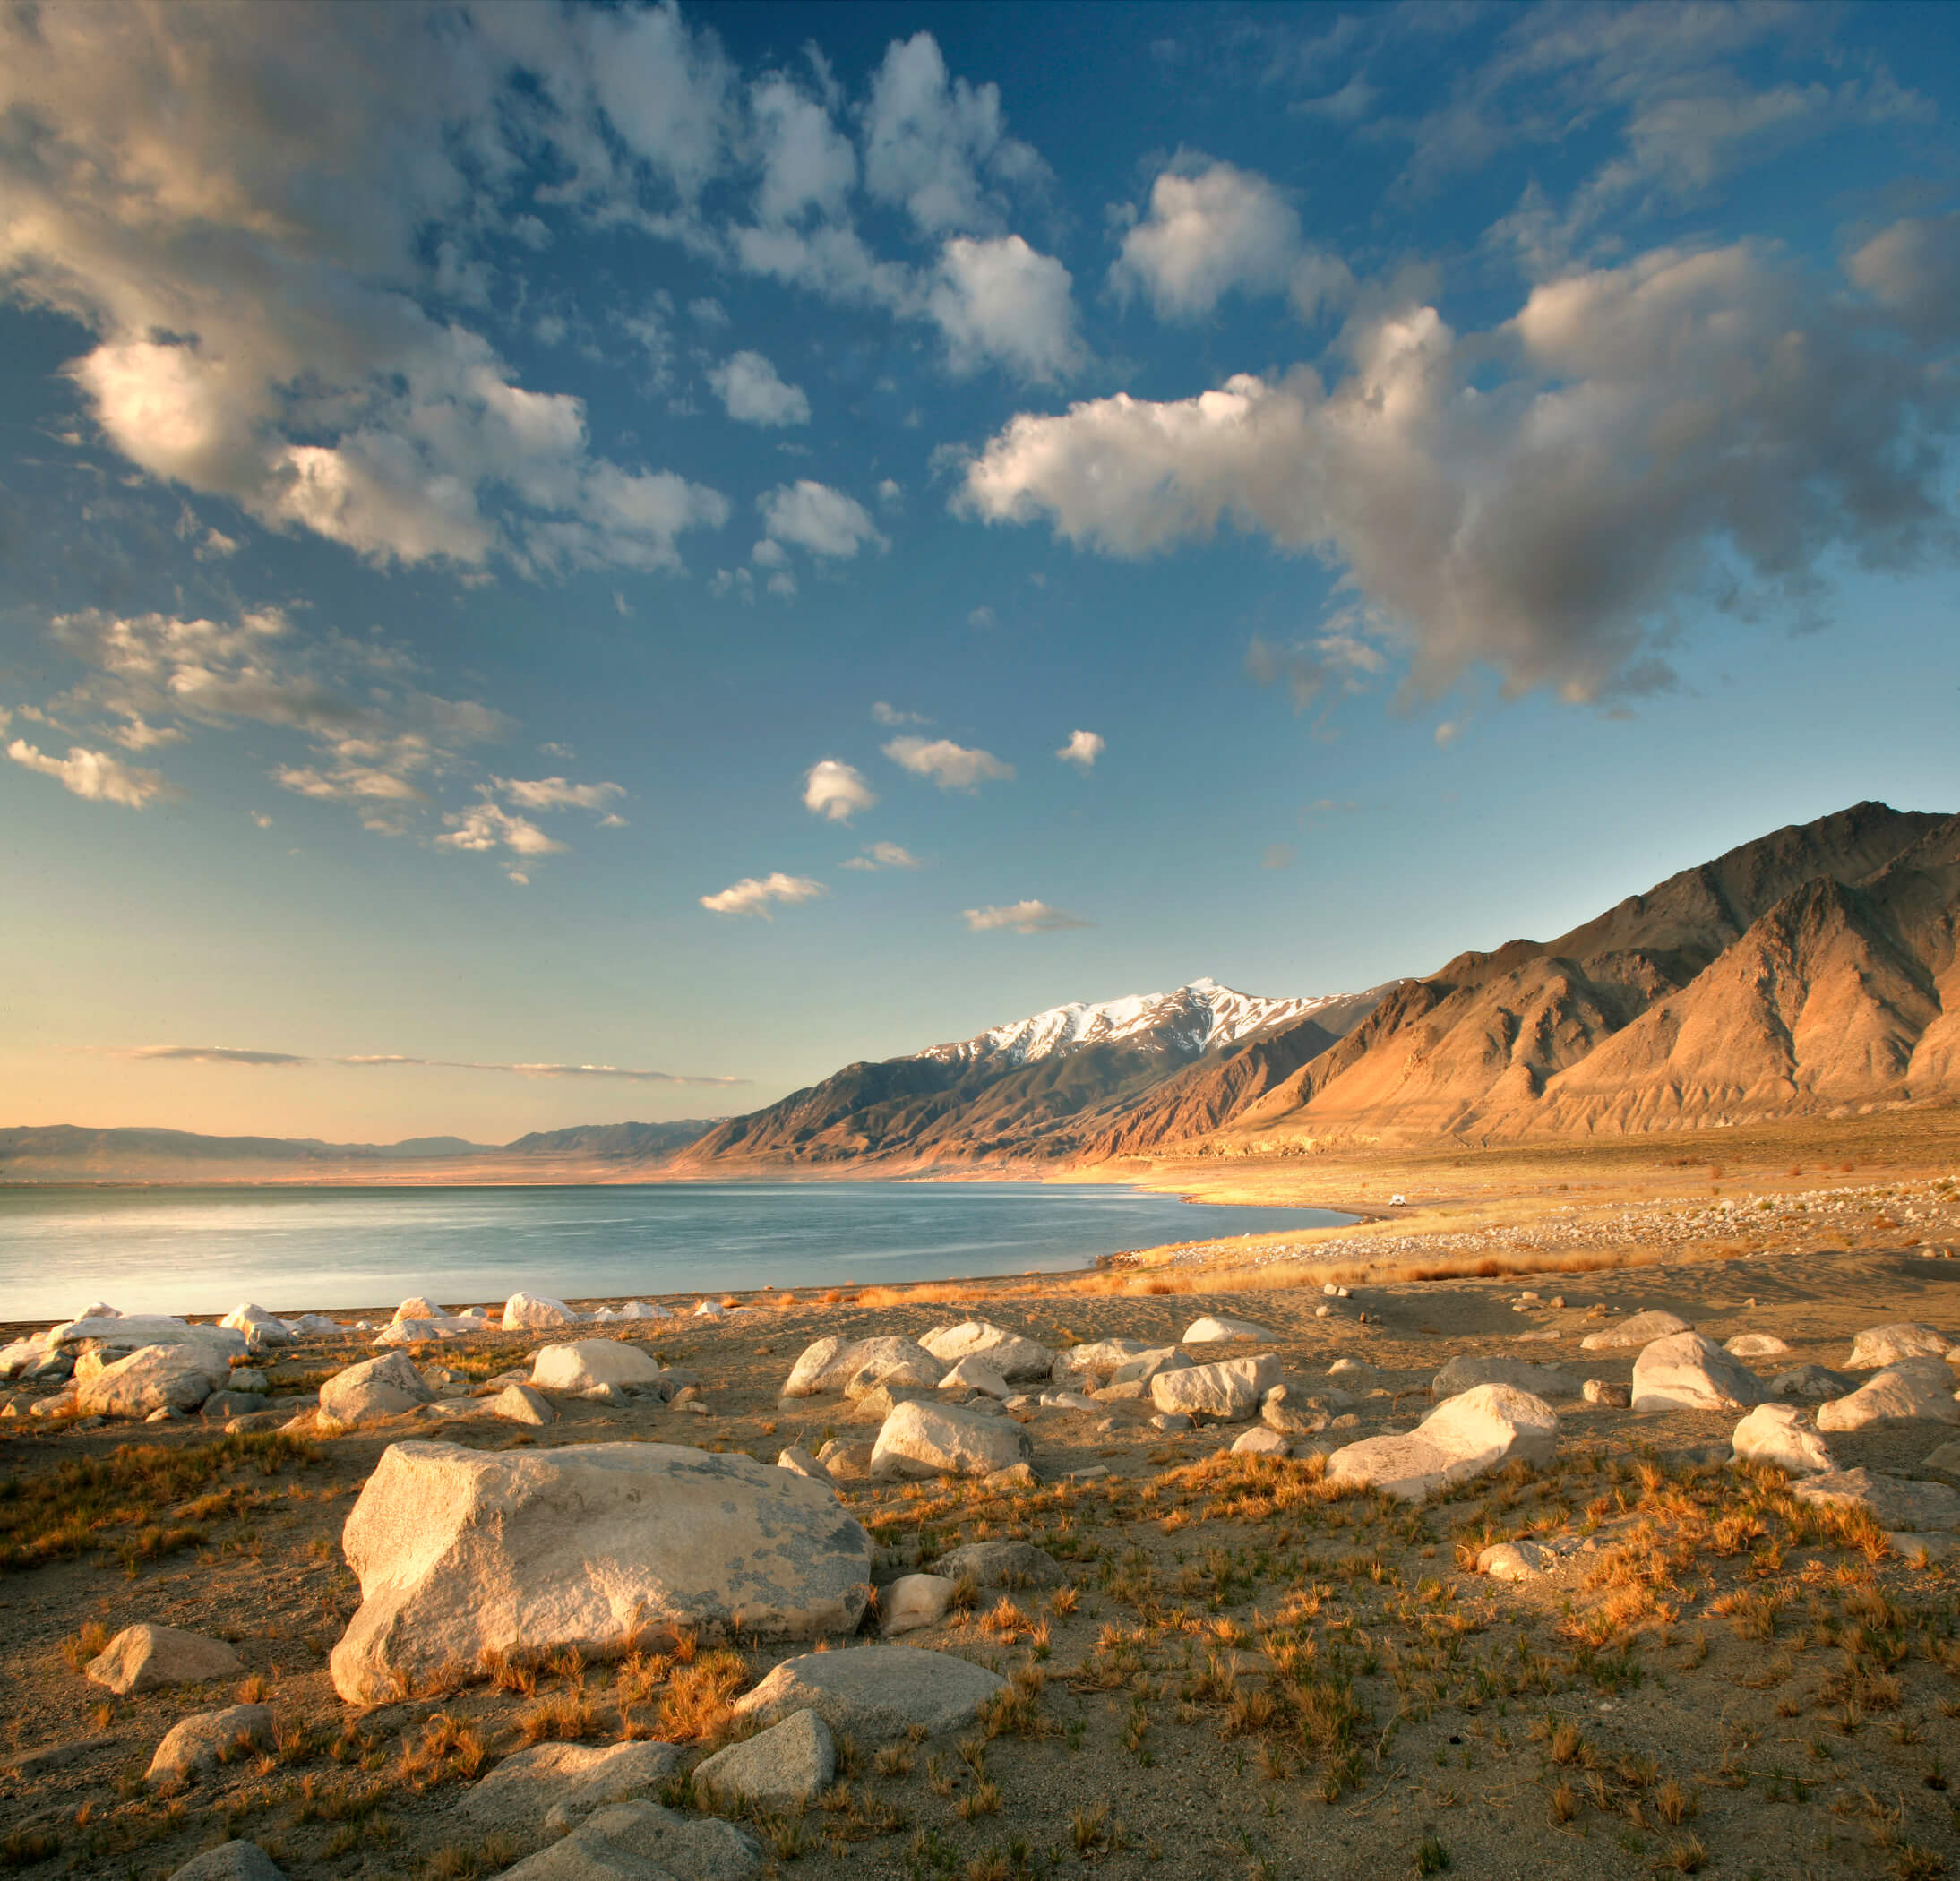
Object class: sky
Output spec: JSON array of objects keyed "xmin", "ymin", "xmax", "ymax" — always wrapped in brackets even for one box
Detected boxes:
[{"xmin": 4, "ymin": 0, "xmax": 1960, "ymax": 1145}]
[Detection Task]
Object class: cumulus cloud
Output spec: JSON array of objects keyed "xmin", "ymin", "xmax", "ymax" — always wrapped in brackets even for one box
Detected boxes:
[
  {"xmin": 437, "ymin": 802, "xmax": 568, "ymax": 859},
  {"xmin": 495, "ymin": 777, "xmax": 627, "ymax": 812},
  {"xmin": 961, "ymin": 240, "xmax": 1960, "ymax": 701},
  {"xmin": 115, "ymin": 1045, "xmax": 744, "ymax": 1083},
  {"xmin": 883, "ymin": 735, "xmax": 1015, "ymax": 790},
  {"xmin": 929, "ymin": 236, "xmax": 1080, "ymax": 381},
  {"xmin": 708, "ymin": 350, "xmax": 812, "ymax": 425},
  {"xmin": 872, "ymin": 700, "xmax": 932, "ymax": 726},
  {"xmin": 700, "ymin": 872, "xmax": 827, "ymax": 916},
  {"xmin": 841, "ymin": 840, "xmax": 922, "ymax": 871},
  {"xmin": 1111, "ymin": 159, "xmax": 1350, "ymax": 321},
  {"xmin": 963, "ymin": 900, "xmax": 1092, "ymax": 933},
  {"xmin": 1056, "ymin": 729, "xmax": 1105, "ymax": 769},
  {"xmin": 6, "ymin": 738, "xmax": 170, "ymax": 808},
  {"xmin": 1847, "ymin": 210, "xmax": 1960, "ymax": 339},
  {"xmin": 759, "ymin": 481, "xmax": 887, "ymax": 559},
  {"xmin": 804, "ymin": 759, "xmax": 878, "ymax": 822}
]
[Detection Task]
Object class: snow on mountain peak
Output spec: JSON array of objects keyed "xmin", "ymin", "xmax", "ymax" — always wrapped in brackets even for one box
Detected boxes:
[{"xmin": 915, "ymin": 978, "xmax": 1345, "ymax": 1070}]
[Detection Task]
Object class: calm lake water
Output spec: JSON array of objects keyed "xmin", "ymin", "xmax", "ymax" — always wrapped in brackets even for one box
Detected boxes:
[{"xmin": 0, "ymin": 1182, "xmax": 1349, "ymax": 1322}]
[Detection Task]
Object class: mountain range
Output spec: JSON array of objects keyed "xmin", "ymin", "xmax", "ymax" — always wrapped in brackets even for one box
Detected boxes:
[{"xmin": 11, "ymin": 800, "xmax": 1959, "ymax": 1183}]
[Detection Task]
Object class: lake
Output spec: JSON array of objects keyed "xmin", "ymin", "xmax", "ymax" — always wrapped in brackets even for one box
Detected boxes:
[{"xmin": 0, "ymin": 1181, "xmax": 1350, "ymax": 1321}]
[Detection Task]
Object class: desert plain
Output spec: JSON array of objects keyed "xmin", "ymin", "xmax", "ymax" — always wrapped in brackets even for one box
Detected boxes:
[{"xmin": 1, "ymin": 1110, "xmax": 1958, "ymax": 1881}]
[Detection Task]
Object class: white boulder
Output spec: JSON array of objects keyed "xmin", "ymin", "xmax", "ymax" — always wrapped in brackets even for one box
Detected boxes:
[
  {"xmin": 219, "ymin": 1305, "xmax": 292, "ymax": 1346},
  {"xmin": 1793, "ymin": 1468, "xmax": 1960, "ymax": 1532},
  {"xmin": 1058, "ymin": 1339, "xmax": 1150, "ymax": 1379},
  {"xmin": 1629, "ymin": 1332, "xmax": 1767, "ymax": 1413},
  {"xmin": 1326, "ymin": 1384, "xmax": 1559, "ymax": 1502},
  {"xmin": 734, "ymin": 1644, "xmax": 1006, "ymax": 1741},
  {"xmin": 392, "ymin": 1296, "xmax": 445, "ymax": 1324},
  {"xmin": 77, "ymin": 1344, "xmax": 227, "ymax": 1418},
  {"xmin": 693, "ymin": 1709, "xmax": 835, "ymax": 1810},
  {"xmin": 776, "ymin": 1447, "xmax": 833, "ymax": 1486},
  {"xmin": 917, "ymin": 1321, "xmax": 1054, "ymax": 1382},
  {"xmin": 490, "ymin": 1383, "xmax": 555, "ymax": 1426},
  {"xmin": 938, "ymin": 1355, "xmax": 1011, "ymax": 1398},
  {"xmin": 1817, "ymin": 1360, "xmax": 1960, "ymax": 1431},
  {"xmin": 1580, "ymin": 1310, "xmax": 1691, "ymax": 1352},
  {"xmin": 146, "ymin": 1705, "xmax": 273, "ymax": 1785},
  {"xmin": 87, "ymin": 1624, "xmax": 243, "ymax": 1695},
  {"xmin": 456, "ymin": 1741, "xmax": 685, "ymax": 1828},
  {"xmin": 1478, "ymin": 1540, "xmax": 1556, "ymax": 1581},
  {"xmin": 531, "ymin": 1340, "xmax": 665, "ymax": 1396},
  {"xmin": 1112, "ymin": 1347, "xmax": 1191, "ymax": 1387},
  {"xmin": 1731, "ymin": 1404, "xmax": 1836, "ymax": 1475},
  {"xmin": 501, "ymin": 1292, "xmax": 580, "ymax": 1332},
  {"xmin": 838, "ymin": 1338, "xmax": 945, "ymax": 1398},
  {"xmin": 1231, "ymin": 1427, "xmax": 1291, "ymax": 1456},
  {"xmin": 319, "ymin": 1352, "xmax": 434, "ymax": 1427},
  {"xmin": 870, "ymin": 1401, "xmax": 1031, "ymax": 1481},
  {"xmin": 1723, "ymin": 1334, "xmax": 1790, "ymax": 1357},
  {"xmin": 1148, "ymin": 1353, "xmax": 1282, "ymax": 1422},
  {"xmin": 1847, "ymin": 1323, "xmax": 1951, "ymax": 1370},
  {"xmin": 1183, "ymin": 1315, "xmax": 1276, "ymax": 1344},
  {"xmin": 329, "ymin": 1440, "xmax": 873, "ymax": 1703},
  {"xmin": 487, "ymin": 1800, "xmax": 759, "ymax": 1881},
  {"xmin": 881, "ymin": 1574, "xmax": 955, "ymax": 1636}
]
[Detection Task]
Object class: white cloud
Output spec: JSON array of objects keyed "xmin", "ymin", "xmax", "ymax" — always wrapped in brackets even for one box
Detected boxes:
[
  {"xmin": 883, "ymin": 735, "xmax": 1014, "ymax": 790},
  {"xmin": 6, "ymin": 738, "xmax": 169, "ymax": 808},
  {"xmin": 708, "ymin": 350, "xmax": 812, "ymax": 426},
  {"xmin": 961, "ymin": 242, "xmax": 1959, "ymax": 702},
  {"xmin": 700, "ymin": 872, "xmax": 827, "ymax": 917},
  {"xmin": 495, "ymin": 776, "xmax": 627, "ymax": 812},
  {"xmin": 1848, "ymin": 210, "xmax": 1960, "ymax": 339},
  {"xmin": 116, "ymin": 1044, "xmax": 744, "ymax": 1084},
  {"xmin": 751, "ymin": 71, "xmax": 857, "ymax": 225},
  {"xmin": 877, "ymin": 478, "xmax": 903, "ymax": 508},
  {"xmin": 437, "ymin": 802, "xmax": 567, "ymax": 857},
  {"xmin": 1056, "ymin": 729, "xmax": 1105, "ymax": 769},
  {"xmin": 803, "ymin": 759, "xmax": 878, "ymax": 822},
  {"xmin": 963, "ymin": 900, "xmax": 1091, "ymax": 933},
  {"xmin": 841, "ymin": 840, "xmax": 921, "ymax": 871},
  {"xmin": 1111, "ymin": 159, "xmax": 1349, "ymax": 321},
  {"xmin": 759, "ymin": 480, "xmax": 887, "ymax": 559},
  {"xmin": 872, "ymin": 700, "xmax": 931, "ymax": 726},
  {"xmin": 928, "ymin": 236, "xmax": 1080, "ymax": 381}
]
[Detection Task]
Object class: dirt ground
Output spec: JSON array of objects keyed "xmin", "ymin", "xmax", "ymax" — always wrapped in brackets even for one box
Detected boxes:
[{"xmin": 3, "ymin": 1116, "xmax": 1959, "ymax": 1881}]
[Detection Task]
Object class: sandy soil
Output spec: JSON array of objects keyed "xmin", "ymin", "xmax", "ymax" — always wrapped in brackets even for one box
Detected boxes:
[{"xmin": 2, "ymin": 1123, "xmax": 1959, "ymax": 1880}]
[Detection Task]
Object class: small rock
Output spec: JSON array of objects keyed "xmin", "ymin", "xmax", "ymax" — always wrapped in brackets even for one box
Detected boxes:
[
  {"xmin": 1580, "ymin": 1310, "xmax": 1691, "ymax": 1352},
  {"xmin": 1731, "ymin": 1404, "xmax": 1836, "ymax": 1475},
  {"xmin": 87, "ymin": 1624, "xmax": 242, "ymax": 1696},
  {"xmin": 457, "ymin": 1740, "xmax": 684, "ymax": 1827},
  {"xmin": 734, "ymin": 1645, "xmax": 1007, "ymax": 1742},
  {"xmin": 814, "ymin": 1439, "xmax": 874, "ymax": 1481},
  {"xmin": 501, "ymin": 1292, "xmax": 581, "ymax": 1332},
  {"xmin": 1477, "ymin": 1540, "xmax": 1554, "ymax": 1582},
  {"xmin": 938, "ymin": 1355, "xmax": 1011, "ymax": 1398},
  {"xmin": 1723, "ymin": 1334, "xmax": 1791, "ymax": 1357},
  {"xmin": 983, "ymin": 1462, "xmax": 1039, "ymax": 1490},
  {"xmin": 930, "ymin": 1540, "xmax": 1063, "ymax": 1588},
  {"xmin": 1921, "ymin": 1439, "xmax": 1960, "ymax": 1475},
  {"xmin": 165, "ymin": 1842, "xmax": 288, "ymax": 1881},
  {"xmin": 1110, "ymin": 1348, "xmax": 1190, "ymax": 1387},
  {"xmin": 1773, "ymin": 1363, "xmax": 1858, "ymax": 1399},
  {"xmin": 488, "ymin": 1799, "xmax": 760, "ymax": 1881},
  {"xmin": 694, "ymin": 1708, "xmax": 835, "ymax": 1809},
  {"xmin": 1038, "ymin": 1391, "xmax": 1098, "ymax": 1413},
  {"xmin": 777, "ymin": 1446, "xmax": 833, "ymax": 1486},
  {"xmin": 1793, "ymin": 1468, "xmax": 1960, "ymax": 1533},
  {"xmin": 1150, "ymin": 1412, "xmax": 1192, "ymax": 1433},
  {"xmin": 491, "ymin": 1383, "xmax": 556, "ymax": 1426},
  {"xmin": 1182, "ymin": 1315, "xmax": 1277, "ymax": 1344},
  {"xmin": 1054, "ymin": 1339, "xmax": 1150, "ymax": 1379},
  {"xmin": 1231, "ymin": 1427, "xmax": 1291, "ymax": 1456},
  {"xmin": 1888, "ymin": 1533, "xmax": 1960, "ymax": 1566},
  {"xmin": 1582, "ymin": 1379, "xmax": 1630, "ymax": 1408},
  {"xmin": 881, "ymin": 1574, "xmax": 955, "ymax": 1636},
  {"xmin": 146, "ymin": 1704, "xmax": 274, "ymax": 1785}
]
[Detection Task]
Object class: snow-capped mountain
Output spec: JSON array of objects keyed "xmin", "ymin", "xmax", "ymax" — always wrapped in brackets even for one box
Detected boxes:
[{"xmin": 916, "ymin": 977, "xmax": 1345, "ymax": 1069}]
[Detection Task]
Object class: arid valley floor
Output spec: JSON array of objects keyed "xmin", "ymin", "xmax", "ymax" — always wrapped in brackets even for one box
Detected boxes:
[{"xmin": 3, "ymin": 1114, "xmax": 1960, "ymax": 1881}]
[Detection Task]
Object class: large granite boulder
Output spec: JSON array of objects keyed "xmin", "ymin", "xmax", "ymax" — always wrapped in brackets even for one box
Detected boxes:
[
  {"xmin": 1149, "ymin": 1353, "xmax": 1282, "ymax": 1422},
  {"xmin": 1326, "ymin": 1383, "xmax": 1559, "ymax": 1501},
  {"xmin": 1629, "ymin": 1333, "xmax": 1767, "ymax": 1413},
  {"xmin": 87, "ymin": 1624, "xmax": 242, "ymax": 1695},
  {"xmin": 166, "ymin": 1843, "xmax": 287, "ymax": 1881},
  {"xmin": 918, "ymin": 1321, "xmax": 1054, "ymax": 1382},
  {"xmin": 870, "ymin": 1401, "xmax": 1030, "ymax": 1480},
  {"xmin": 219, "ymin": 1305, "xmax": 292, "ymax": 1348},
  {"xmin": 49, "ymin": 1315, "xmax": 248, "ymax": 1368},
  {"xmin": 486, "ymin": 1800, "xmax": 760, "ymax": 1881},
  {"xmin": 1057, "ymin": 1339, "xmax": 1150, "ymax": 1379},
  {"xmin": 1113, "ymin": 1347, "xmax": 1190, "ymax": 1387},
  {"xmin": 1773, "ymin": 1363, "xmax": 1859, "ymax": 1399},
  {"xmin": 456, "ymin": 1741, "xmax": 685, "ymax": 1828},
  {"xmin": 838, "ymin": 1338, "xmax": 945, "ymax": 1398},
  {"xmin": 1847, "ymin": 1324, "xmax": 1951, "ymax": 1370},
  {"xmin": 693, "ymin": 1709, "xmax": 835, "ymax": 1809},
  {"xmin": 502, "ymin": 1292, "xmax": 581, "ymax": 1332},
  {"xmin": 329, "ymin": 1441, "xmax": 872, "ymax": 1704},
  {"xmin": 146, "ymin": 1705, "xmax": 273, "ymax": 1785},
  {"xmin": 938, "ymin": 1355, "xmax": 1012, "ymax": 1398},
  {"xmin": 319, "ymin": 1352, "xmax": 434, "ymax": 1427},
  {"xmin": 1430, "ymin": 1355, "xmax": 1579, "ymax": 1400},
  {"xmin": 491, "ymin": 1383, "xmax": 556, "ymax": 1426},
  {"xmin": 1793, "ymin": 1468, "xmax": 1960, "ymax": 1533},
  {"xmin": 1817, "ymin": 1360, "xmax": 1960, "ymax": 1431},
  {"xmin": 531, "ymin": 1341, "xmax": 665, "ymax": 1396},
  {"xmin": 929, "ymin": 1540, "xmax": 1063, "ymax": 1588},
  {"xmin": 733, "ymin": 1644, "xmax": 1006, "ymax": 1741},
  {"xmin": 77, "ymin": 1344, "xmax": 226, "ymax": 1418},
  {"xmin": 1731, "ymin": 1404, "xmax": 1837, "ymax": 1475},
  {"xmin": 1580, "ymin": 1310, "xmax": 1691, "ymax": 1352}
]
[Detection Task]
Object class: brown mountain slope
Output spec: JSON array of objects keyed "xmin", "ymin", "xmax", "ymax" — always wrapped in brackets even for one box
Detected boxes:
[{"xmin": 1224, "ymin": 801, "xmax": 1954, "ymax": 1145}]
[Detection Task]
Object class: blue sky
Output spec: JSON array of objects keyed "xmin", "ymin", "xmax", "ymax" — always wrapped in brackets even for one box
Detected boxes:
[{"xmin": 4, "ymin": 0, "xmax": 1959, "ymax": 1143}]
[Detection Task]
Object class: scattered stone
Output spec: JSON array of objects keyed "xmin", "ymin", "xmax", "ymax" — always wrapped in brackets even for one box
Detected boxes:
[
  {"xmin": 1149, "ymin": 1353, "xmax": 1282, "ymax": 1422},
  {"xmin": 1817, "ymin": 1360, "xmax": 1960, "ymax": 1431},
  {"xmin": 219, "ymin": 1305, "xmax": 292, "ymax": 1348},
  {"xmin": 165, "ymin": 1842, "xmax": 288, "ymax": 1881},
  {"xmin": 1327, "ymin": 1384, "xmax": 1559, "ymax": 1501},
  {"xmin": 881, "ymin": 1574, "xmax": 955, "ymax": 1636},
  {"xmin": 814, "ymin": 1439, "xmax": 873, "ymax": 1481},
  {"xmin": 393, "ymin": 1296, "xmax": 445, "ymax": 1324},
  {"xmin": 1431, "ymin": 1355, "xmax": 1579, "ymax": 1399},
  {"xmin": 1582, "ymin": 1379, "xmax": 1630, "ymax": 1408},
  {"xmin": 86, "ymin": 1624, "xmax": 243, "ymax": 1695},
  {"xmin": 1889, "ymin": 1533, "xmax": 1960, "ymax": 1566},
  {"xmin": 735, "ymin": 1644, "xmax": 1006, "ymax": 1742},
  {"xmin": 488, "ymin": 1799, "xmax": 760, "ymax": 1881},
  {"xmin": 329, "ymin": 1440, "xmax": 873, "ymax": 1703},
  {"xmin": 318, "ymin": 1352, "xmax": 434, "ymax": 1427},
  {"xmin": 146, "ymin": 1705, "xmax": 274, "ymax": 1785},
  {"xmin": 931, "ymin": 1540, "xmax": 1064, "ymax": 1588},
  {"xmin": 1110, "ymin": 1348, "xmax": 1190, "ymax": 1387},
  {"xmin": 1231, "ymin": 1426, "xmax": 1291, "ymax": 1456},
  {"xmin": 938, "ymin": 1355, "xmax": 1011, "ymax": 1398},
  {"xmin": 1793, "ymin": 1468, "xmax": 1960, "ymax": 1532},
  {"xmin": 531, "ymin": 1341, "xmax": 664, "ymax": 1396},
  {"xmin": 776, "ymin": 1446, "xmax": 833, "ymax": 1486},
  {"xmin": 1259, "ymin": 1385, "xmax": 1326, "ymax": 1435},
  {"xmin": 1182, "ymin": 1315, "xmax": 1276, "ymax": 1344},
  {"xmin": 694, "ymin": 1708, "xmax": 835, "ymax": 1811},
  {"xmin": 1847, "ymin": 1323, "xmax": 1951, "ymax": 1370},
  {"xmin": 1731, "ymin": 1403, "xmax": 1837, "ymax": 1475},
  {"xmin": 490, "ymin": 1383, "xmax": 555, "ymax": 1426},
  {"xmin": 870, "ymin": 1401, "xmax": 1031, "ymax": 1481},
  {"xmin": 1038, "ymin": 1390, "xmax": 1098, "ymax": 1413},
  {"xmin": 1327, "ymin": 1358, "xmax": 1371, "ymax": 1377},
  {"xmin": 457, "ymin": 1741, "xmax": 685, "ymax": 1828},
  {"xmin": 983, "ymin": 1462, "xmax": 1039, "ymax": 1490},
  {"xmin": 918, "ymin": 1321, "xmax": 1054, "ymax": 1382},
  {"xmin": 840, "ymin": 1340, "xmax": 945, "ymax": 1397},
  {"xmin": 1478, "ymin": 1540, "xmax": 1555, "ymax": 1581},
  {"xmin": 1723, "ymin": 1334, "xmax": 1791, "ymax": 1357},
  {"xmin": 77, "ymin": 1344, "xmax": 227, "ymax": 1419},
  {"xmin": 200, "ymin": 1390, "xmax": 269, "ymax": 1422},
  {"xmin": 501, "ymin": 1292, "xmax": 580, "ymax": 1332},
  {"xmin": 228, "ymin": 1369, "xmax": 269, "ymax": 1394},
  {"xmin": 1629, "ymin": 1333, "xmax": 1767, "ymax": 1413},
  {"xmin": 1773, "ymin": 1363, "xmax": 1859, "ymax": 1398},
  {"xmin": 1056, "ymin": 1339, "xmax": 1150, "ymax": 1379},
  {"xmin": 1580, "ymin": 1310, "xmax": 1691, "ymax": 1352},
  {"xmin": 1150, "ymin": 1412, "xmax": 1191, "ymax": 1433}
]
